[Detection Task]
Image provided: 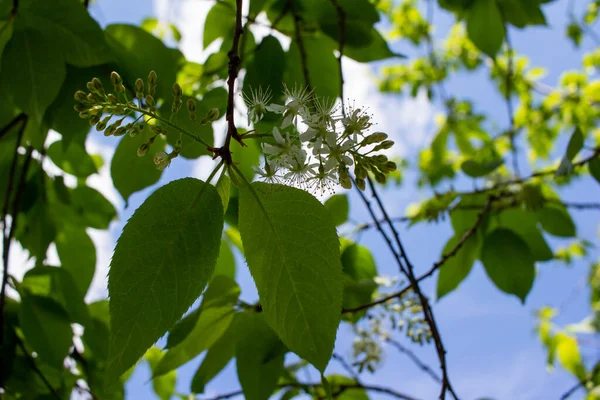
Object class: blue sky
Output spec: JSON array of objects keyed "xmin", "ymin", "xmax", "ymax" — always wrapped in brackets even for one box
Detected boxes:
[{"xmin": 72, "ymin": 0, "xmax": 600, "ymax": 399}]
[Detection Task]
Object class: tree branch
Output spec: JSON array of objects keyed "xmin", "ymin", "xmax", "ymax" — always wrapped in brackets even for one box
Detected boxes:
[
  {"xmin": 386, "ymin": 337, "xmax": 442, "ymax": 383},
  {"xmin": 329, "ymin": 0, "xmax": 346, "ymax": 113},
  {"xmin": 291, "ymin": 0, "xmax": 312, "ymax": 91}
]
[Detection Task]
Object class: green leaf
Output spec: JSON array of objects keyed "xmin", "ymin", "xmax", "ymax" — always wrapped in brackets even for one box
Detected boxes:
[
  {"xmin": 501, "ymin": 0, "xmax": 547, "ymax": 28},
  {"xmin": 286, "ymin": 34, "xmax": 340, "ymax": 100},
  {"xmin": 105, "ymin": 24, "xmax": 184, "ymax": 101},
  {"xmin": 324, "ymin": 194, "xmax": 349, "ymax": 227},
  {"xmin": 216, "ymin": 173, "xmax": 231, "ymax": 213},
  {"xmin": 15, "ymin": 203, "xmax": 56, "ymax": 260},
  {"xmin": 154, "ymin": 306, "xmax": 235, "ymax": 376},
  {"xmin": 107, "ymin": 178, "xmax": 224, "ymax": 382},
  {"xmin": 145, "ymin": 347, "xmax": 177, "ymax": 400},
  {"xmin": 556, "ymin": 333, "xmax": 586, "ymax": 380},
  {"xmin": 556, "ymin": 128, "xmax": 584, "ymax": 177},
  {"xmin": 481, "ymin": 229, "xmax": 535, "ymax": 302},
  {"xmin": 0, "ymin": 27, "xmax": 65, "ymax": 122},
  {"xmin": 589, "ymin": 157, "xmax": 600, "ymax": 185},
  {"xmin": 214, "ymin": 239, "xmax": 236, "ymax": 280},
  {"xmin": 244, "ymin": 35, "xmax": 285, "ymax": 98},
  {"xmin": 20, "ymin": 0, "xmax": 112, "ymax": 67},
  {"xmin": 231, "ymin": 139, "xmax": 261, "ymax": 181},
  {"xmin": 20, "ymin": 294, "xmax": 72, "ymax": 368},
  {"xmin": 204, "ymin": 0, "xmax": 235, "ymax": 48},
  {"xmin": 55, "ymin": 225, "xmax": 96, "ymax": 296},
  {"xmin": 466, "ymin": 0, "xmax": 505, "ymax": 57},
  {"xmin": 437, "ymin": 234, "xmax": 480, "ymax": 300},
  {"xmin": 0, "ymin": 19, "xmax": 13, "ymax": 70},
  {"xmin": 238, "ymin": 182, "xmax": 343, "ymax": 372},
  {"xmin": 236, "ymin": 313, "xmax": 286, "ymax": 400},
  {"xmin": 191, "ymin": 321, "xmax": 238, "ymax": 393},
  {"xmin": 70, "ymin": 186, "xmax": 116, "ymax": 229},
  {"xmin": 341, "ymin": 243, "xmax": 377, "ymax": 320},
  {"xmin": 110, "ymin": 127, "xmax": 167, "ymax": 205},
  {"xmin": 536, "ymin": 205, "xmax": 576, "ymax": 237},
  {"xmin": 492, "ymin": 209, "xmax": 553, "ymax": 261},
  {"xmin": 47, "ymin": 141, "xmax": 97, "ymax": 178},
  {"xmin": 343, "ymin": 27, "xmax": 401, "ymax": 62},
  {"xmin": 460, "ymin": 159, "xmax": 503, "ymax": 178}
]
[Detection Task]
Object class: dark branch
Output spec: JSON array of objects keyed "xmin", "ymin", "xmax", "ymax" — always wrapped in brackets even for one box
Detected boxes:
[
  {"xmin": 0, "ymin": 113, "xmax": 26, "ymax": 142},
  {"xmin": 386, "ymin": 338, "xmax": 442, "ymax": 383},
  {"xmin": 291, "ymin": 0, "xmax": 312, "ymax": 91}
]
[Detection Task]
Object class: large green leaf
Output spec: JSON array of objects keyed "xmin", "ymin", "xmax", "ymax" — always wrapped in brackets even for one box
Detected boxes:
[
  {"xmin": 0, "ymin": 19, "xmax": 13, "ymax": 70},
  {"xmin": 536, "ymin": 205, "xmax": 576, "ymax": 238},
  {"xmin": 70, "ymin": 186, "xmax": 116, "ymax": 230},
  {"xmin": 244, "ymin": 35, "xmax": 285, "ymax": 99},
  {"xmin": 481, "ymin": 229, "xmax": 535, "ymax": 302},
  {"xmin": 47, "ymin": 141, "xmax": 98, "ymax": 178},
  {"xmin": 145, "ymin": 347, "xmax": 177, "ymax": 400},
  {"xmin": 0, "ymin": 26, "xmax": 65, "ymax": 122},
  {"xmin": 204, "ymin": 0, "xmax": 235, "ymax": 48},
  {"xmin": 341, "ymin": 243, "xmax": 378, "ymax": 321},
  {"xmin": 324, "ymin": 194, "xmax": 349, "ymax": 227},
  {"xmin": 436, "ymin": 234, "xmax": 480, "ymax": 300},
  {"xmin": 236, "ymin": 313, "xmax": 286, "ymax": 400},
  {"xmin": 191, "ymin": 321, "xmax": 238, "ymax": 393},
  {"xmin": 238, "ymin": 182, "xmax": 343, "ymax": 372},
  {"xmin": 466, "ymin": 0, "xmax": 505, "ymax": 57},
  {"xmin": 19, "ymin": 0, "xmax": 112, "ymax": 67},
  {"xmin": 110, "ymin": 127, "xmax": 167, "ymax": 205},
  {"xmin": 55, "ymin": 225, "xmax": 96, "ymax": 296},
  {"xmin": 20, "ymin": 294, "xmax": 73, "ymax": 368},
  {"xmin": 589, "ymin": 157, "xmax": 600, "ymax": 185},
  {"xmin": 107, "ymin": 178, "xmax": 224, "ymax": 382}
]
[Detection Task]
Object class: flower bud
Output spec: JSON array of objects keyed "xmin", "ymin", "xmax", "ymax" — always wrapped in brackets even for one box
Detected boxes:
[
  {"xmin": 96, "ymin": 115, "xmax": 111, "ymax": 131},
  {"xmin": 111, "ymin": 71, "xmax": 123, "ymax": 86},
  {"xmin": 355, "ymin": 165, "xmax": 367, "ymax": 180},
  {"xmin": 105, "ymin": 93, "xmax": 117, "ymax": 105},
  {"xmin": 171, "ymin": 98, "xmax": 182, "ymax": 114},
  {"xmin": 150, "ymin": 125, "xmax": 166, "ymax": 135},
  {"xmin": 92, "ymin": 78, "xmax": 104, "ymax": 95},
  {"xmin": 114, "ymin": 126, "xmax": 127, "ymax": 136},
  {"xmin": 104, "ymin": 125, "xmax": 116, "ymax": 136},
  {"xmin": 207, "ymin": 108, "xmax": 219, "ymax": 121},
  {"xmin": 374, "ymin": 171, "xmax": 386, "ymax": 184},
  {"xmin": 340, "ymin": 175, "xmax": 352, "ymax": 189},
  {"xmin": 89, "ymin": 115, "xmax": 101, "ymax": 126},
  {"xmin": 172, "ymin": 83, "xmax": 182, "ymax": 98},
  {"xmin": 86, "ymin": 93, "xmax": 98, "ymax": 104},
  {"xmin": 386, "ymin": 161, "xmax": 397, "ymax": 171},
  {"xmin": 129, "ymin": 124, "xmax": 141, "ymax": 137},
  {"xmin": 374, "ymin": 140, "xmax": 394, "ymax": 151},
  {"xmin": 187, "ymin": 99, "xmax": 196, "ymax": 112},
  {"xmin": 374, "ymin": 155, "xmax": 388, "ymax": 164},
  {"xmin": 74, "ymin": 90, "xmax": 87, "ymax": 103},
  {"xmin": 145, "ymin": 95, "xmax": 155, "ymax": 107},
  {"xmin": 148, "ymin": 70, "xmax": 157, "ymax": 86},
  {"xmin": 135, "ymin": 78, "xmax": 144, "ymax": 94},
  {"xmin": 74, "ymin": 103, "xmax": 88, "ymax": 112},
  {"xmin": 355, "ymin": 177, "xmax": 366, "ymax": 191},
  {"xmin": 153, "ymin": 151, "xmax": 171, "ymax": 170},
  {"xmin": 137, "ymin": 142, "xmax": 151, "ymax": 157},
  {"xmin": 78, "ymin": 110, "xmax": 91, "ymax": 118},
  {"xmin": 86, "ymin": 81, "xmax": 96, "ymax": 93}
]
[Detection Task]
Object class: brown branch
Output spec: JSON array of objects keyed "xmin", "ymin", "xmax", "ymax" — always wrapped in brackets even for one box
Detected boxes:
[
  {"xmin": 364, "ymin": 178, "xmax": 459, "ymax": 400},
  {"xmin": 0, "ymin": 113, "xmax": 26, "ymax": 142},
  {"xmin": 291, "ymin": 0, "xmax": 312, "ymax": 91},
  {"xmin": 218, "ymin": 0, "xmax": 244, "ymax": 164},
  {"xmin": 1, "ymin": 117, "xmax": 28, "ymax": 347},
  {"xmin": 329, "ymin": 0, "xmax": 346, "ymax": 113},
  {"xmin": 386, "ymin": 338, "xmax": 441, "ymax": 383}
]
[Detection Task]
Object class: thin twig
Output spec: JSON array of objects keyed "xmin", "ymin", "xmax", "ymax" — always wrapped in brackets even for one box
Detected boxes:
[
  {"xmin": 291, "ymin": 0, "xmax": 312, "ymax": 91},
  {"xmin": 386, "ymin": 338, "xmax": 442, "ymax": 383},
  {"xmin": 0, "ymin": 113, "xmax": 26, "ymax": 142},
  {"xmin": 332, "ymin": 352, "xmax": 359, "ymax": 380}
]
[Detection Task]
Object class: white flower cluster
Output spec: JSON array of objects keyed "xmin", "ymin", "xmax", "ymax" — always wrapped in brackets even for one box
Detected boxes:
[{"xmin": 243, "ymin": 85, "xmax": 397, "ymax": 194}]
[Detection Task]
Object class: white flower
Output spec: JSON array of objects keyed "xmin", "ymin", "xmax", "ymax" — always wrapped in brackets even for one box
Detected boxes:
[
  {"xmin": 305, "ymin": 97, "xmax": 339, "ymax": 130},
  {"xmin": 307, "ymin": 164, "xmax": 338, "ymax": 195},
  {"xmin": 266, "ymin": 84, "xmax": 314, "ymax": 128},
  {"xmin": 342, "ymin": 105, "xmax": 374, "ymax": 140},
  {"xmin": 252, "ymin": 160, "xmax": 281, "ymax": 183},
  {"xmin": 262, "ymin": 127, "xmax": 298, "ymax": 157},
  {"xmin": 319, "ymin": 138, "xmax": 354, "ymax": 171},
  {"xmin": 242, "ymin": 86, "xmax": 272, "ymax": 125},
  {"xmin": 153, "ymin": 151, "xmax": 171, "ymax": 170}
]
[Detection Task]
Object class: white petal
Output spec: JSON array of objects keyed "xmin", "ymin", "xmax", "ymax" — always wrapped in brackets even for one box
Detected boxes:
[
  {"xmin": 263, "ymin": 144, "xmax": 281, "ymax": 155},
  {"xmin": 272, "ymin": 127, "xmax": 285, "ymax": 144},
  {"xmin": 266, "ymin": 103, "xmax": 286, "ymax": 113},
  {"xmin": 281, "ymin": 113, "xmax": 294, "ymax": 129},
  {"xmin": 300, "ymin": 128, "xmax": 318, "ymax": 142}
]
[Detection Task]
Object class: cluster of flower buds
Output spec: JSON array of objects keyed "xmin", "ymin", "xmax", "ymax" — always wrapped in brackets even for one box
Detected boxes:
[
  {"xmin": 243, "ymin": 85, "xmax": 397, "ymax": 193},
  {"xmin": 74, "ymin": 70, "xmax": 219, "ymax": 171}
]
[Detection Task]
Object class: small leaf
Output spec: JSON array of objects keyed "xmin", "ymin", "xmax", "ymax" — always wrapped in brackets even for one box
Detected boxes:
[
  {"xmin": 107, "ymin": 178, "xmax": 224, "ymax": 382},
  {"xmin": 492, "ymin": 209, "xmax": 553, "ymax": 262},
  {"xmin": 481, "ymin": 229, "xmax": 535, "ymax": 302},
  {"xmin": 588, "ymin": 157, "xmax": 600, "ymax": 185},
  {"xmin": 324, "ymin": 194, "xmax": 350, "ymax": 227},
  {"xmin": 341, "ymin": 243, "xmax": 378, "ymax": 321},
  {"xmin": 191, "ymin": 321, "xmax": 238, "ymax": 393},
  {"xmin": 236, "ymin": 313, "xmax": 286, "ymax": 400},
  {"xmin": 437, "ymin": 234, "xmax": 480, "ymax": 300},
  {"xmin": 536, "ymin": 206, "xmax": 576, "ymax": 237},
  {"xmin": 70, "ymin": 186, "xmax": 116, "ymax": 230},
  {"xmin": 216, "ymin": 173, "xmax": 231, "ymax": 213},
  {"xmin": 55, "ymin": 225, "xmax": 96, "ymax": 298},
  {"xmin": 20, "ymin": 294, "xmax": 73, "ymax": 368},
  {"xmin": 145, "ymin": 347, "xmax": 177, "ymax": 400},
  {"xmin": 47, "ymin": 141, "xmax": 97, "ymax": 178},
  {"xmin": 238, "ymin": 183, "xmax": 343, "ymax": 372},
  {"xmin": 204, "ymin": 0, "xmax": 235, "ymax": 48},
  {"xmin": 466, "ymin": 0, "xmax": 505, "ymax": 57},
  {"xmin": 460, "ymin": 159, "xmax": 503, "ymax": 178},
  {"xmin": 556, "ymin": 333, "xmax": 586, "ymax": 380},
  {"xmin": 556, "ymin": 128, "xmax": 584, "ymax": 177}
]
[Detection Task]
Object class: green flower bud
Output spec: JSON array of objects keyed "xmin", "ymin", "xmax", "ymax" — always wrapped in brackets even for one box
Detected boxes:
[
  {"xmin": 340, "ymin": 175, "xmax": 352, "ymax": 189},
  {"xmin": 111, "ymin": 71, "xmax": 122, "ymax": 86},
  {"xmin": 145, "ymin": 95, "xmax": 155, "ymax": 107},
  {"xmin": 150, "ymin": 125, "xmax": 167, "ymax": 135},
  {"xmin": 355, "ymin": 177, "xmax": 366, "ymax": 191},
  {"xmin": 148, "ymin": 85, "xmax": 155, "ymax": 97},
  {"xmin": 89, "ymin": 115, "xmax": 101, "ymax": 126},
  {"xmin": 116, "ymin": 83, "xmax": 126, "ymax": 93},
  {"xmin": 96, "ymin": 115, "xmax": 111, "ymax": 131},
  {"xmin": 355, "ymin": 165, "xmax": 367, "ymax": 180},
  {"xmin": 207, "ymin": 108, "xmax": 219, "ymax": 121},
  {"xmin": 153, "ymin": 151, "xmax": 171, "ymax": 170},
  {"xmin": 107, "ymin": 93, "xmax": 118, "ymax": 105},
  {"xmin": 113, "ymin": 106, "xmax": 126, "ymax": 115},
  {"xmin": 135, "ymin": 78, "xmax": 144, "ymax": 94},
  {"xmin": 372, "ymin": 132, "xmax": 388, "ymax": 142},
  {"xmin": 187, "ymin": 99, "xmax": 196, "ymax": 112},
  {"xmin": 137, "ymin": 142, "xmax": 151, "ymax": 157},
  {"xmin": 172, "ymin": 83, "xmax": 182, "ymax": 98},
  {"xmin": 374, "ymin": 140, "xmax": 394, "ymax": 151},
  {"xmin": 127, "ymin": 101, "xmax": 137, "ymax": 108},
  {"xmin": 374, "ymin": 171, "xmax": 386, "ymax": 184},
  {"xmin": 114, "ymin": 126, "xmax": 127, "ymax": 136},
  {"xmin": 74, "ymin": 90, "xmax": 88, "ymax": 103},
  {"xmin": 86, "ymin": 81, "xmax": 96, "ymax": 93},
  {"xmin": 92, "ymin": 77, "xmax": 104, "ymax": 95},
  {"xmin": 171, "ymin": 98, "xmax": 182, "ymax": 114},
  {"xmin": 129, "ymin": 125, "xmax": 141, "ymax": 137},
  {"xmin": 374, "ymin": 155, "xmax": 388, "ymax": 164},
  {"xmin": 74, "ymin": 103, "xmax": 88, "ymax": 113},
  {"xmin": 104, "ymin": 125, "xmax": 116, "ymax": 136},
  {"xmin": 148, "ymin": 70, "xmax": 157, "ymax": 86},
  {"xmin": 189, "ymin": 112, "xmax": 197, "ymax": 121},
  {"xmin": 78, "ymin": 110, "xmax": 91, "ymax": 118},
  {"xmin": 386, "ymin": 161, "xmax": 397, "ymax": 171},
  {"xmin": 86, "ymin": 93, "xmax": 98, "ymax": 104}
]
